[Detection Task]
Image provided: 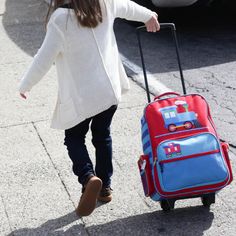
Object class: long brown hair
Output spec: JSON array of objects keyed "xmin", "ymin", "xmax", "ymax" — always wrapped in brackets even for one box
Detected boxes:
[{"xmin": 46, "ymin": 0, "xmax": 103, "ymax": 28}]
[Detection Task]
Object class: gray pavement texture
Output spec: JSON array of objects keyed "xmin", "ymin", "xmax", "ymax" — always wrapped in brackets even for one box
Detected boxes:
[{"xmin": 0, "ymin": 0, "xmax": 236, "ymax": 235}]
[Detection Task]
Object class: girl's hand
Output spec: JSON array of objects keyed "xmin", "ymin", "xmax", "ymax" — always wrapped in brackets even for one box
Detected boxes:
[
  {"xmin": 145, "ymin": 14, "xmax": 160, "ymax": 32},
  {"xmin": 20, "ymin": 93, "xmax": 27, "ymax": 99}
]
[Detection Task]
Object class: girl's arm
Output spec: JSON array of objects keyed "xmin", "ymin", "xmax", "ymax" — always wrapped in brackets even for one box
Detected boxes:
[
  {"xmin": 19, "ymin": 20, "xmax": 64, "ymax": 98},
  {"xmin": 111, "ymin": 0, "xmax": 160, "ymax": 31}
]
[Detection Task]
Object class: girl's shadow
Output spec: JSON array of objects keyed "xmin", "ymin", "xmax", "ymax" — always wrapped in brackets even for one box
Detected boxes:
[
  {"xmin": 2, "ymin": 0, "xmax": 47, "ymax": 57},
  {"xmin": 7, "ymin": 211, "xmax": 84, "ymax": 236}
]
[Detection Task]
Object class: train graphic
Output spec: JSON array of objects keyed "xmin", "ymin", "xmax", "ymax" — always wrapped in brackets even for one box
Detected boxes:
[
  {"xmin": 159, "ymin": 100, "xmax": 201, "ymax": 132},
  {"xmin": 163, "ymin": 143, "xmax": 181, "ymax": 158}
]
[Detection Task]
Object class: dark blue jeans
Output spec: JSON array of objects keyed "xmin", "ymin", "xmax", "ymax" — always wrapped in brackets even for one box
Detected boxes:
[{"xmin": 64, "ymin": 105, "xmax": 117, "ymax": 188}]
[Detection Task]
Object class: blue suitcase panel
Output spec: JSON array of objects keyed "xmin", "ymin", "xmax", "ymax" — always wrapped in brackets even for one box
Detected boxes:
[{"xmin": 156, "ymin": 133, "xmax": 229, "ymax": 192}]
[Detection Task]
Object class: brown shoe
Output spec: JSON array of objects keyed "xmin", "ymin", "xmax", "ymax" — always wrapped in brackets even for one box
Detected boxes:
[
  {"xmin": 76, "ymin": 176, "xmax": 102, "ymax": 217},
  {"xmin": 97, "ymin": 187, "xmax": 112, "ymax": 203}
]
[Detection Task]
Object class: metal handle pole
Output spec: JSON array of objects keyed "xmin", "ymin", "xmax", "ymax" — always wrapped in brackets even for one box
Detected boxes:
[
  {"xmin": 136, "ymin": 23, "xmax": 187, "ymax": 103},
  {"xmin": 136, "ymin": 29, "xmax": 151, "ymax": 103}
]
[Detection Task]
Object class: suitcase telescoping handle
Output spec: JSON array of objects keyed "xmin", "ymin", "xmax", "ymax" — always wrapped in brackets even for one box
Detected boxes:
[{"xmin": 136, "ymin": 23, "xmax": 186, "ymax": 103}]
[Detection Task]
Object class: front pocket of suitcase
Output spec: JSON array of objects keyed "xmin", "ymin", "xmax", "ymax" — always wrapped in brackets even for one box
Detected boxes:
[
  {"xmin": 138, "ymin": 155, "xmax": 155, "ymax": 197},
  {"xmin": 156, "ymin": 133, "xmax": 229, "ymax": 192}
]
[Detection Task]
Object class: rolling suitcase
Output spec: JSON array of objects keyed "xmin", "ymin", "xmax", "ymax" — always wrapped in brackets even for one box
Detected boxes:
[{"xmin": 136, "ymin": 23, "xmax": 233, "ymax": 211}]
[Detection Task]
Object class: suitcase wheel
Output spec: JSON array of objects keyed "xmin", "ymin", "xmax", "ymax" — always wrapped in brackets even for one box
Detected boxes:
[
  {"xmin": 160, "ymin": 199, "xmax": 175, "ymax": 211},
  {"xmin": 201, "ymin": 193, "xmax": 215, "ymax": 207}
]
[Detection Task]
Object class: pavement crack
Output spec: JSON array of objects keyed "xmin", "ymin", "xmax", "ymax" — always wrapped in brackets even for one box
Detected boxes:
[
  {"xmin": 230, "ymin": 147, "xmax": 236, "ymax": 156},
  {"xmin": 200, "ymin": 68, "xmax": 236, "ymax": 91},
  {"xmin": 220, "ymin": 138, "xmax": 236, "ymax": 149},
  {"xmin": 0, "ymin": 119, "xmax": 48, "ymax": 129},
  {"xmin": 1, "ymin": 194, "xmax": 13, "ymax": 233},
  {"xmin": 223, "ymin": 106, "xmax": 236, "ymax": 118},
  {"xmin": 31, "ymin": 122, "xmax": 90, "ymax": 232},
  {"xmin": 226, "ymin": 85, "xmax": 236, "ymax": 90},
  {"xmin": 229, "ymin": 143, "xmax": 236, "ymax": 149},
  {"xmin": 31, "ymin": 122, "xmax": 76, "ymax": 209}
]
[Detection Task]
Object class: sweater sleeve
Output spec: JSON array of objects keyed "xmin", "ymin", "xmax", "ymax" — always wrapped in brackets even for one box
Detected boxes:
[
  {"xmin": 18, "ymin": 18, "xmax": 64, "ymax": 94},
  {"xmin": 111, "ymin": 0, "xmax": 155, "ymax": 23}
]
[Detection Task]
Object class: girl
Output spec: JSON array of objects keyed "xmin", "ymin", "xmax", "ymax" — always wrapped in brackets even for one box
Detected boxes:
[{"xmin": 19, "ymin": 0, "xmax": 160, "ymax": 217}]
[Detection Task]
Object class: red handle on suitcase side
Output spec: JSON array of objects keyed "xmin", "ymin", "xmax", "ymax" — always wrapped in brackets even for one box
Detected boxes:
[
  {"xmin": 154, "ymin": 92, "xmax": 181, "ymax": 100},
  {"xmin": 221, "ymin": 142, "xmax": 233, "ymax": 184}
]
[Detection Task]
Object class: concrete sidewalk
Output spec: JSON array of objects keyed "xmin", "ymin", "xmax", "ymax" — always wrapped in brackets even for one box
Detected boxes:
[{"xmin": 0, "ymin": 0, "xmax": 236, "ymax": 235}]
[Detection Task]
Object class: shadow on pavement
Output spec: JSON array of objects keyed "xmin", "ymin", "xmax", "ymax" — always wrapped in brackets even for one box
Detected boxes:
[
  {"xmin": 2, "ymin": 0, "xmax": 47, "ymax": 56},
  {"xmin": 114, "ymin": 13, "xmax": 236, "ymax": 74},
  {"xmin": 2, "ymin": 0, "xmax": 236, "ymax": 74},
  {"xmin": 87, "ymin": 206, "xmax": 214, "ymax": 235},
  {"xmin": 6, "ymin": 211, "xmax": 83, "ymax": 236},
  {"xmin": 7, "ymin": 206, "xmax": 214, "ymax": 235}
]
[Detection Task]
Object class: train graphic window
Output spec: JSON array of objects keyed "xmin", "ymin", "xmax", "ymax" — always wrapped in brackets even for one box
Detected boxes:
[
  {"xmin": 164, "ymin": 113, "xmax": 170, "ymax": 119},
  {"xmin": 170, "ymin": 111, "xmax": 176, "ymax": 118},
  {"xmin": 164, "ymin": 111, "xmax": 176, "ymax": 119},
  {"xmin": 159, "ymin": 101, "xmax": 201, "ymax": 132},
  {"xmin": 163, "ymin": 143, "xmax": 182, "ymax": 158}
]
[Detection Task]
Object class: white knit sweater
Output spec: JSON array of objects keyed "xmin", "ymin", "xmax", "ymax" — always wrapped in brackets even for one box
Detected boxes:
[{"xmin": 19, "ymin": 0, "xmax": 155, "ymax": 130}]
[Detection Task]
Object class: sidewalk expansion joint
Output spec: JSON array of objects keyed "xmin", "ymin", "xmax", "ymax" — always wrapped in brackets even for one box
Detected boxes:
[
  {"xmin": 31, "ymin": 122, "xmax": 76, "ymax": 209},
  {"xmin": 0, "ymin": 119, "xmax": 48, "ymax": 129},
  {"xmin": 1, "ymin": 194, "xmax": 13, "ymax": 233}
]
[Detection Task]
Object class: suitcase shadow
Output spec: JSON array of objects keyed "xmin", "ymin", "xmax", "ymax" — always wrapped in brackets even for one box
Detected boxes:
[{"xmin": 87, "ymin": 205, "xmax": 215, "ymax": 235}]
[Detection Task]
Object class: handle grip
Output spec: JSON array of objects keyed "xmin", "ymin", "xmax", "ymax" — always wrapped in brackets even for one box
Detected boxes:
[
  {"xmin": 136, "ymin": 23, "xmax": 176, "ymax": 31},
  {"xmin": 154, "ymin": 92, "xmax": 181, "ymax": 100}
]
